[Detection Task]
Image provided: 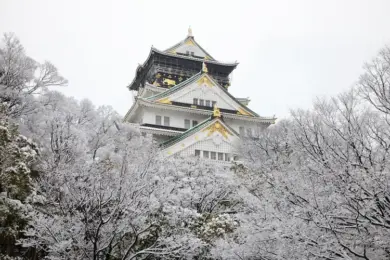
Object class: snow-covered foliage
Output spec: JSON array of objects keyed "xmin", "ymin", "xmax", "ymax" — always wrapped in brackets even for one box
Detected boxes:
[
  {"xmin": 0, "ymin": 33, "xmax": 67, "ymax": 119},
  {"xmin": 0, "ymin": 108, "xmax": 38, "ymax": 258},
  {"xmin": 0, "ymin": 33, "xmax": 243, "ymax": 258},
  {"xmin": 17, "ymin": 93, "xmax": 243, "ymax": 259},
  {"xmin": 1, "ymin": 33, "xmax": 390, "ymax": 260},
  {"xmin": 233, "ymin": 47, "xmax": 390, "ymax": 259}
]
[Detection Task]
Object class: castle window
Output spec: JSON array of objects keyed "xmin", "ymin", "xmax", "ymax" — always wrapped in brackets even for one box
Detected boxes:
[
  {"xmin": 192, "ymin": 120, "xmax": 198, "ymax": 127},
  {"xmin": 206, "ymin": 100, "xmax": 211, "ymax": 107},
  {"xmin": 212, "ymin": 101, "xmax": 217, "ymax": 107},
  {"xmin": 193, "ymin": 150, "xmax": 233, "ymax": 162},
  {"xmin": 156, "ymin": 115, "xmax": 162, "ymax": 125},
  {"xmin": 184, "ymin": 119, "xmax": 191, "ymax": 129},
  {"xmin": 164, "ymin": 116, "xmax": 170, "ymax": 126},
  {"xmin": 193, "ymin": 98, "xmax": 198, "ymax": 105},
  {"xmin": 199, "ymin": 99, "xmax": 204, "ymax": 106}
]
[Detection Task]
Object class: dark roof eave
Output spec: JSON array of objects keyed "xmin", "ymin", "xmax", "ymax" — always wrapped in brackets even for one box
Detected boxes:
[
  {"xmin": 127, "ymin": 65, "xmax": 144, "ymax": 90},
  {"xmin": 127, "ymin": 47, "xmax": 156, "ymax": 90},
  {"xmin": 152, "ymin": 47, "xmax": 238, "ymax": 66},
  {"xmin": 127, "ymin": 47, "xmax": 239, "ymax": 91}
]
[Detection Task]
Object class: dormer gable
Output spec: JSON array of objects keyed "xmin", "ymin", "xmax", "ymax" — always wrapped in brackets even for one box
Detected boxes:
[
  {"xmin": 164, "ymin": 27, "xmax": 215, "ymax": 61},
  {"xmin": 161, "ymin": 115, "xmax": 240, "ymax": 157},
  {"xmin": 145, "ymin": 69, "xmax": 258, "ymax": 117}
]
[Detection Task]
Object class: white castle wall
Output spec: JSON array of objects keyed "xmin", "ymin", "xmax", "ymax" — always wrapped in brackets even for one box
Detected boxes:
[
  {"xmin": 174, "ymin": 86, "xmax": 235, "ymax": 111},
  {"xmin": 138, "ymin": 106, "xmax": 269, "ymax": 138},
  {"xmin": 142, "ymin": 107, "xmax": 208, "ymax": 128},
  {"xmin": 223, "ymin": 118, "xmax": 269, "ymax": 136},
  {"xmin": 178, "ymin": 138, "xmax": 238, "ymax": 157}
]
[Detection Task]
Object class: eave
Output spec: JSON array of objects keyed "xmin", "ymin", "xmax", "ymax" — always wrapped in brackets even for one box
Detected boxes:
[
  {"xmin": 126, "ymin": 122, "xmax": 183, "ymax": 137},
  {"xmin": 144, "ymin": 82, "xmax": 168, "ymax": 93},
  {"xmin": 123, "ymin": 98, "xmax": 139, "ymax": 122},
  {"xmin": 138, "ymin": 83, "xmax": 167, "ymax": 98},
  {"xmin": 127, "ymin": 48, "xmax": 238, "ymax": 91},
  {"xmin": 152, "ymin": 47, "xmax": 238, "ymax": 66},
  {"xmin": 139, "ymin": 125, "xmax": 183, "ymax": 137}
]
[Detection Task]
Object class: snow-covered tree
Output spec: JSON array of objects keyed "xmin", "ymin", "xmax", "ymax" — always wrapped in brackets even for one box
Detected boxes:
[
  {"xmin": 2, "ymin": 32, "xmax": 390, "ymax": 260},
  {"xmin": 0, "ymin": 34, "xmax": 243, "ymax": 259},
  {"xmin": 235, "ymin": 48, "xmax": 390, "ymax": 259},
  {"xmin": 0, "ymin": 33, "xmax": 67, "ymax": 119},
  {"xmin": 359, "ymin": 45, "xmax": 390, "ymax": 115},
  {"xmin": 0, "ymin": 107, "xmax": 38, "ymax": 258},
  {"xmin": 13, "ymin": 90, "xmax": 233, "ymax": 259}
]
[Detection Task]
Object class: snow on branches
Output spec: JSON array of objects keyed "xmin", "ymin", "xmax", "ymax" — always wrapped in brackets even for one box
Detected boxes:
[{"xmin": 2, "ymin": 33, "xmax": 390, "ymax": 260}]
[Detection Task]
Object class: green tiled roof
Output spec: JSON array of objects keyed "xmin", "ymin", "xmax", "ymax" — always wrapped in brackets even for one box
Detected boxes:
[
  {"xmin": 160, "ymin": 116, "xmax": 213, "ymax": 148},
  {"xmin": 160, "ymin": 116, "xmax": 241, "ymax": 149},
  {"xmin": 146, "ymin": 72, "xmax": 260, "ymax": 117}
]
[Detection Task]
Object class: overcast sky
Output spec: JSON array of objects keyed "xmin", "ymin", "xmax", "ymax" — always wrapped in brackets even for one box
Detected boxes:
[{"xmin": 1, "ymin": 0, "xmax": 390, "ymax": 119}]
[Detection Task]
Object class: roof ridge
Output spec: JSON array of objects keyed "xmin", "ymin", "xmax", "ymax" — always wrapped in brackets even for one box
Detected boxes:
[{"xmin": 151, "ymin": 47, "xmax": 238, "ymax": 66}]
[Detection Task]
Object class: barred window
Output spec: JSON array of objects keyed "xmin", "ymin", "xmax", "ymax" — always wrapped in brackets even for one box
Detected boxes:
[
  {"xmin": 164, "ymin": 116, "xmax": 170, "ymax": 126},
  {"xmin": 156, "ymin": 115, "xmax": 162, "ymax": 125},
  {"xmin": 184, "ymin": 119, "xmax": 191, "ymax": 129}
]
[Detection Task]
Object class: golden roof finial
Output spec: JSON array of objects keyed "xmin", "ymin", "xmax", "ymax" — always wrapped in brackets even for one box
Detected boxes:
[
  {"xmin": 188, "ymin": 26, "xmax": 193, "ymax": 37},
  {"xmin": 202, "ymin": 62, "xmax": 208, "ymax": 73},
  {"xmin": 213, "ymin": 104, "xmax": 221, "ymax": 118}
]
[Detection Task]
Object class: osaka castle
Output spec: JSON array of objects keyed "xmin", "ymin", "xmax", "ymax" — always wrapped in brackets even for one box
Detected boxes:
[{"xmin": 124, "ymin": 28, "xmax": 276, "ymax": 161}]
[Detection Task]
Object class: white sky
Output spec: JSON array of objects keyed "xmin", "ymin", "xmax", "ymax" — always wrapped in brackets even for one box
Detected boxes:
[{"xmin": 1, "ymin": 0, "xmax": 390, "ymax": 119}]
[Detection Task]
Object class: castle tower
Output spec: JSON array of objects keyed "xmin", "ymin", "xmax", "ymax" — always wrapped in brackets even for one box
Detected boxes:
[{"xmin": 124, "ymin": 29, "xmax": 276, "ymax": 161}]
